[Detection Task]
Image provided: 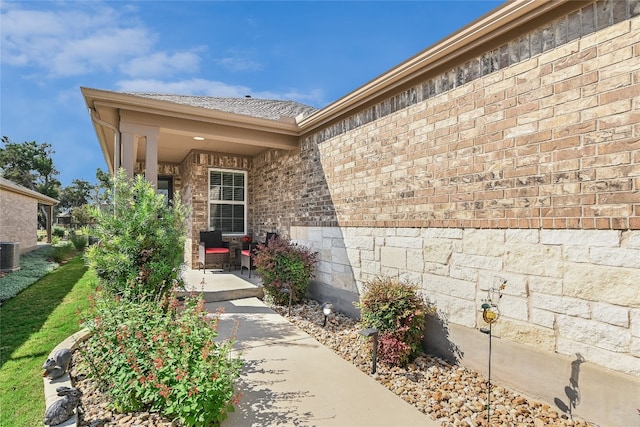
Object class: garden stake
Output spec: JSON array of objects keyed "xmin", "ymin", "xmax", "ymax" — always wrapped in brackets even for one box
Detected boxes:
[{"xmin": 480, "ymin": 278, "xmax": 506, "ymax": 423}]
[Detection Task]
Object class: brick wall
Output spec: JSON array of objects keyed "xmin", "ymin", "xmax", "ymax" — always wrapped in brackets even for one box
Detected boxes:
[
  {"xmin": 0, "ymin": 189, "xmax": 38, "ymax": 252},
  {"xmin": 179, "ymin": 151, "xmax": 251, "ymax": 267},
  {"xmin": 252, "ymin": 141, "xmax": 338, "ymax": 235},
  {"xmin": 252, "ymin": 2, "xmax": 640, "ymax": 384},
  {"xmin": 310, "ymin": 14, "xmax": 639, "ymax": 230}
]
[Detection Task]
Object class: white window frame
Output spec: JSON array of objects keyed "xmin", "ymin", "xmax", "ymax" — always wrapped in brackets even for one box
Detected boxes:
[{"xmin": 208, "ymin": 168, "xmax": 247, "ymax": 236}]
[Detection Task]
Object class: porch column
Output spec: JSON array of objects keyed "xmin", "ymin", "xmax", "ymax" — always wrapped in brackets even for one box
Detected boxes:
[
  {"xmin": 120, "ymin": 131, "xmax": 137, "ymax": 178},
  {"xmin": 120, "ymin": 122, "xmax": 160, "ymax": 188},
  {"xmin": 145, "ymin": 128, "xmax": 159, "ymax": 190}
]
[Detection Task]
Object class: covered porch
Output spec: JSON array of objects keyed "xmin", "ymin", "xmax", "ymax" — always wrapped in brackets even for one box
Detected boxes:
[{"xmin": 81, "ymin": 88, "xmax": 317, "ymax": 269}]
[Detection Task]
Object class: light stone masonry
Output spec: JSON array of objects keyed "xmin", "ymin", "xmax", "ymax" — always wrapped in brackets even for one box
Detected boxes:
[
  {"xmin": 293, "ymin": 226, "xmax": 640, "ymax": 376},
  {"xmin": 591, "ymin": 302, "xmax": 630, "ymax": 328}
]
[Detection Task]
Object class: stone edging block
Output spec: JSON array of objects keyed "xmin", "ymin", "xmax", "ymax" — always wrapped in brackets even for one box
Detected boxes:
[{"xmin": 43, "ymin": 328, "xmax": 91, "ymax": 427}]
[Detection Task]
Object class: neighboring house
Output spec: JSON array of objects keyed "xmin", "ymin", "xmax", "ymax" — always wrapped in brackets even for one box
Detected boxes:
[
  {"xmin": 56, "ymin": 212, "xmax": 72, "ymax": 227},
  {"xmin": 83, "ymin": 1, "xmax": 639, "ymax": 425},
  {"xmin": 0, "ymin": 177, "xmax": 58, "ymax": 252}
]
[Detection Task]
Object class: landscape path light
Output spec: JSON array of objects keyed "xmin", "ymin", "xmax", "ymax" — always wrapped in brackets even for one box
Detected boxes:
[
  {"xmin": 322, "ymin": 303, "xmax": 333, "ymax": 327},
  {"xmin": 358, "ymin": 327, "xmax": 379, "ymax": 374},
  {"xmin": 281, "ymin": 287, "xmax": 293, "ymax": 317}
]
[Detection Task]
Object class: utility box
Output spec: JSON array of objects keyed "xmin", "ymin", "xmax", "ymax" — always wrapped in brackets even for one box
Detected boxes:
[{"xmin": 0, "ymin": 242, "xmax": 20, "ymax": 272}]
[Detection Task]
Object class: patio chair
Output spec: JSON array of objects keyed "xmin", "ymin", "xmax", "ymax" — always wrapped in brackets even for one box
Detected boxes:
[
  {"xmin": 199, "ymin": 230, "xmax": 230, "ymax": 272},
  {"xmin": 240, "ymin": 232, "xmax": 278, "ymax": 278}
]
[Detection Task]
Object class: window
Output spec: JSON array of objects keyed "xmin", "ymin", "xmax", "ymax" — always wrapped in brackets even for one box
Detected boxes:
[
  {"xmin": 209, "ymin": 169, "xmax": 246, "ymax": 234},
  {"xmin": 158, "ymin": 176, "xmax": 173, "ymax": 205}
]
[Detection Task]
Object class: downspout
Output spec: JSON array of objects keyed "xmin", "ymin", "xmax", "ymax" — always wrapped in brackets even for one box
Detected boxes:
[
  {"xmin": 89, "ymin": 109, "xmax": 120, "ymax": 214},
  {"xmin": 89, "ymin": 109, "xmax": 120, "ymax": 173}
]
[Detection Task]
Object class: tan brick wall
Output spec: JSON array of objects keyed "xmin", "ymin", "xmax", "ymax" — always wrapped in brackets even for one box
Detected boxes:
[
  {"xmin": 179, "ymin": 151, "xmax": 251, "ymax": 268},
  {"xmin": 0, "ymin": 189, "xmax": 38, "ymax": 252},
  {"xmin": 252, "ymin": 140, "xmax": 338, "ymax": 236},
  {"xmin": 277, "ymin": 3, "xmax": 640, "ymax": 383},
  {"xmin": 303, "ymin": 9, "xmax": 639, "ymax": 231},
  {"xmin": 313, "ymin": 19, "xmax": 638, "ymax": 230}
]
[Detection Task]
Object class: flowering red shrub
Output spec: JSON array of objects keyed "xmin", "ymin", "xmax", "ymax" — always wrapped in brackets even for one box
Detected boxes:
[
  {"xmin": 253, "ymin": 235, "xmax": 318, "ymax": 305},
  {"xmin": 356, "ymin": 276, "xmax": 429, "ymax": 367},
  {"xmin": 82, "ymin": 292, "xmax": 242, "ymax": 426},
  {"xmin": 378, "ymin": 332, "xmax": 412, "ymax": 367}
]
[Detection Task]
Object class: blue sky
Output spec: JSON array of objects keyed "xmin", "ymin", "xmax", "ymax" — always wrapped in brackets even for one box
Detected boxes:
[{"xmin": 1, "ymin": 1, "xmax": 502, "ymax": 187}]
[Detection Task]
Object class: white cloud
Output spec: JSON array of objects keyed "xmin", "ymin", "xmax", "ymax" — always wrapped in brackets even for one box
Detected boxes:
[
  {"xmin": 0, "ymin": 3, "xmax": 198, "ymax": 79},
  {"xmin": 122, "ymin": 51, "xmax": 203, "ymax": 78},
  {"xmin": 281, "ymin": 89, "xmax": 326, "ymax": 106},
  {"xmin": 115, "ymin": 78, "xmax": 252, "ymax": 97},
  {"xmin": 217, "ymin": 51, "xmax": 263, "ymax": 72}
]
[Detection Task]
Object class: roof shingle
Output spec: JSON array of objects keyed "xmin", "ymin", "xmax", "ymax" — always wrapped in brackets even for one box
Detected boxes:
[{"xmin": 125, "ymin": 93, "xmax": 319, "ymax": 121}]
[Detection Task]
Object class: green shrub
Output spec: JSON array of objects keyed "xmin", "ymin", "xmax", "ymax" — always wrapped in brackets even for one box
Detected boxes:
[
  {"xmin": 51, "ymin": 242, "xmax": 74, "ymax": 263},
  {"xmin": 0, "ymin": 246, "xmax": 59, "ymax": 302},
  {"xmin": 52, "ymin": 226, "xmax": 65, "ymax": 238},
  {"xmin": 356, "ymin": 276, "xmax": 429, "ymax": 367},
  {"xmin": 253, "ymin": 235, "xmax": 318, "ymax": 305},
  {"xmin": 82, "ymin": 292, "xmax": 242, "ymax": 427},
  {"xmin": 69, "ymin": 232, "xmax": 88, "ymax": 251},
  {"xmin": 84, "ymin": 170, "xmax": 188, "ymax": 300}
]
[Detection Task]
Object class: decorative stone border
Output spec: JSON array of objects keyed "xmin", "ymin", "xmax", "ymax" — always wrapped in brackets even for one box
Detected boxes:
[{"xmin": 43, "ymin": 329, "xmax": 91, "ymax": 427}]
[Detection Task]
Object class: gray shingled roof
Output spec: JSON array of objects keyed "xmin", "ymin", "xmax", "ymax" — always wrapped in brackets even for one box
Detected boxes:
[{"xmin": 126, "ymin": 92, "xmax": 318, "ymax": 121}]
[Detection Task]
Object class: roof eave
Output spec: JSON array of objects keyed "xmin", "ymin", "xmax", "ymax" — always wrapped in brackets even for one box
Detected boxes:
[
  {"xmin": 81, "ymin": 87, "xmax": 303, "ymax": 136},
  {"xmin": 0, "ymin": 178, "xmax": 59, "ymax": 205},
  {"xmin": 298, "ymin": 0, "xmax": 567, "ymax": 131}
]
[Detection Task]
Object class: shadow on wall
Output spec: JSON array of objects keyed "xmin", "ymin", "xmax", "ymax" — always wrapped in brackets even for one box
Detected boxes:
[
  {"xmin": 554, "ymin": 353, "xmax": 585, "ymax": 418},
  {"xmin": 422, "ymin": 306, "xmax": 464, "ymax": 364}
]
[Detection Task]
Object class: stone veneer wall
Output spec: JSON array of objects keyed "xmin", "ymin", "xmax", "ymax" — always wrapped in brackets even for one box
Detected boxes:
[
  {"xmin": 291, "ymin": 225, "xmax": 640, "ymax": 376},
  {"xmin": 0, "ymin": 189, "xmax": 38, "ymax": 253},
  {"xmin": 290, "ymin": 225, "xmax": 640, "ymax": 427}
]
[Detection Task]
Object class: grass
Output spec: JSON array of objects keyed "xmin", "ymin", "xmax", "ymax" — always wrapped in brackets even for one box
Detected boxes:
[
  {"xmin": 0, "ymin": 255, "xmax": 94, "ymax": 427},
  {"xmin": 0, "ymin": 246, "xmax": 60, "ymax": 303}
]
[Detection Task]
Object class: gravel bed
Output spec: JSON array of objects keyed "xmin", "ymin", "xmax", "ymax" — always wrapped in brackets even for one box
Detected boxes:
[
  {"xmin": 269, "ymin": 300, "xmax": 593, "ymax": 427},
  {"xmin": 69, "ymin": 299, "xmax": 593, "ymax": 427}
]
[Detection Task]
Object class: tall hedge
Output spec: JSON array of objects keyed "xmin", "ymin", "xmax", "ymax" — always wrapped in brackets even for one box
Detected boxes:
[{"xmin": 84, "ymin": 170, "xmax": 188, "ymax": 300}]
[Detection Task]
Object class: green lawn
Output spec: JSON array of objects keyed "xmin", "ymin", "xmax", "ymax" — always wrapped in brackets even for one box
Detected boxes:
[{"xmin": 0, "ymin": 255, "xmax": 94, "ymax": 427}]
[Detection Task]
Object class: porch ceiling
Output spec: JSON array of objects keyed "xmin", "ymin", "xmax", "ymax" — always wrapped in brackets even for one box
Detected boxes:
[{"xmin": 82, "ymin": 87, "xmax": 302, "ymax": 172}]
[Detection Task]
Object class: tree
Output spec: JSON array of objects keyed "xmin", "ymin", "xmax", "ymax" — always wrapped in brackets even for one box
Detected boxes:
[
  {"xmin": 0, "ymin": 136, "xmax": 60, "ymax": 198},
  {"xmin": 71, "ymin": 204, "xmax": 95, "ymax": 228},
  {"xmin": 58, "ymin": 178, "xmax": 94, "ymax": 211},
  {"xmin": 0, "ymin": 136, "xmax": 61, "ymax": 227},
  {"xmin": 93, "ymin": 167, "xmax": 113, "ymax": 207}
]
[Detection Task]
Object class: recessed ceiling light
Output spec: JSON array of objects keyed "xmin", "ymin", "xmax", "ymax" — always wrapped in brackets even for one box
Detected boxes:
[{"xmin": 193, "ymin": 136, "xmax": 205, "ymax": 141}]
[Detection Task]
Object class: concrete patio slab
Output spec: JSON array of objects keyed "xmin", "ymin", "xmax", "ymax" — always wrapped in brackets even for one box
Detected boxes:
[{"xmin": 178, "ymin": 269, "xmax": 263, "ymax": 302}]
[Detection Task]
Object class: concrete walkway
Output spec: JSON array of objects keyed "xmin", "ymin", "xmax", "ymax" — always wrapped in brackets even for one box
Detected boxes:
[{"xmin": 205, "ymin": 296, "xmax": 440, "ymax": 427}]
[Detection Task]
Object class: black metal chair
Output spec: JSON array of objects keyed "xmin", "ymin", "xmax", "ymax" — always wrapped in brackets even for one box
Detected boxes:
[
  {"xmin": 240, "ymin": 232, "xmax": 277, "ymax": 278},
  {"xmin": 199, "ymin": 230, "xmax": 230, "ymax": 272}
]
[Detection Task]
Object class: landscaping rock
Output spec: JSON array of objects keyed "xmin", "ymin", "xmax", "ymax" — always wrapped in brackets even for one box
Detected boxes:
[{"xmin": 68, "ymin": 299, "xmax": 592, "ymax": 426}]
